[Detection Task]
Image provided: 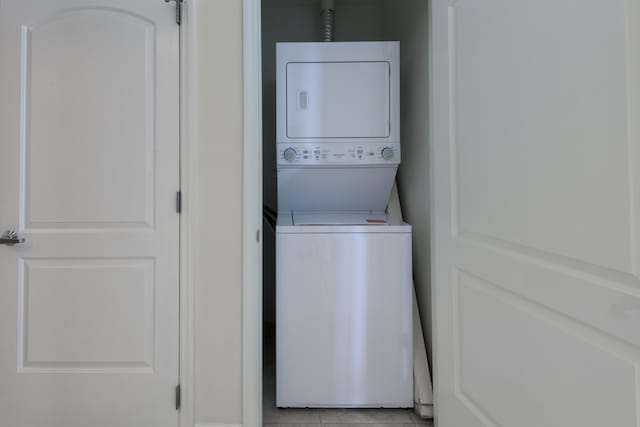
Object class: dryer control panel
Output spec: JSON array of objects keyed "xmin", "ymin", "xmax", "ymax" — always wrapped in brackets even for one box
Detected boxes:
[{"xmin": 277, "ymin": 142, "xmax": 400, "ymax": 166}]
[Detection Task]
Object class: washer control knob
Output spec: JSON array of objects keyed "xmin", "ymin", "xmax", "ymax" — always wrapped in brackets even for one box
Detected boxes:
[
  {"xmin": 381, "ymin": 147, "xmax": 394, "ymax": 160},
  {"xmin": 283, "ymin": 147, "xmax": 296, "ymax": 162}
]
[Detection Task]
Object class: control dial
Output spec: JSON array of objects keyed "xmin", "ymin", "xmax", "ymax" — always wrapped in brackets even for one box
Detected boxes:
[
  {"xmin": 283, "ymin": 147, "xmax": 296, "ymax": 162},
  {"xmin": 381, "ymin": 147, "xmax": 394, "ymax": 160}
]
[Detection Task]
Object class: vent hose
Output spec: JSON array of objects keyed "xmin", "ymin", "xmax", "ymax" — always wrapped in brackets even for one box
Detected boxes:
[{"xmin": 320, "ymin": 0, "xmax": 335, "ymax": 42}]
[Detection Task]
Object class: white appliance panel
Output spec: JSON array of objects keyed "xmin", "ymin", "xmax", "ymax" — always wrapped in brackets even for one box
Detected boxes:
[
  {"xmin": 277, "ymin": 166, "xmax": 398, "ymax": 212},
  {"xmin": 286, "ymin": 61, "xmax": 390, "ymax": 139},
  {"xmin": 292, "ymin": 212, "xmax": 389, "ymax": 225},
  {"xmin": 276, "ymin": 226, "xmax": 413, "ymax": 407},
  {"xmin": 277, "ymin": 212, "xmax": 410, "ymax": 233},
  {"xmin": 277, "ymin": 142, "xmax": 400, "ymax": 166},
  {"xmin": 276, "ymin": 42, "xmax": 400, "ymax": 145}
]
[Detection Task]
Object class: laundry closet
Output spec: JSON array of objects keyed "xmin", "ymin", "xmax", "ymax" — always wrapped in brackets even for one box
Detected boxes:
[{"xmin": 261, "ymin": 0, "xmax": 432, "ymax": 419}]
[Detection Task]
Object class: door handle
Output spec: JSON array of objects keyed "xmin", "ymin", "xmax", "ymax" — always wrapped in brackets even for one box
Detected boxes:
[{"xmin": 0, "ymin": 230, "xmax": 25, "ymax": 245}]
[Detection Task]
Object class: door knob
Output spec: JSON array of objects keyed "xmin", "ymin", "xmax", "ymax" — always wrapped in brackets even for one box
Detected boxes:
[{"xmin": 0, "ymin": 230, "xmax": 25, "ymax": 245}]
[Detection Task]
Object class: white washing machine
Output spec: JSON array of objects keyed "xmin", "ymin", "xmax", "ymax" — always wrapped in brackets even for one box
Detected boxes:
[
  {"xmin": 276, "ymin": 212, "xmax": 413, "ymax": 407},
  {"xmin": 275, "ymin": 41, "xmax": 412, "ymax": 407}
]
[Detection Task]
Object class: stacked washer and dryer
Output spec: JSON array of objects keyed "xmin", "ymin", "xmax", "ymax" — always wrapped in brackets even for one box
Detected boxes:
[{"xmin": 275, "ymin": 41, "xmax": 413, "ymax": 408}]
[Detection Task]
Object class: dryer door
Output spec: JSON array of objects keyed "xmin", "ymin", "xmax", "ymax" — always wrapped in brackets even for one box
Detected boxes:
[{"xmin": 286, "ymin": 61, "xmax": 390, "ymax": 139}]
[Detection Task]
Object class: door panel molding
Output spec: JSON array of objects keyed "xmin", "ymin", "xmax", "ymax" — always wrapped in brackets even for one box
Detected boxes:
[
  {"xmin": 454, "ymin": 270, "xmax": 638, "ymax": 427},
  {"xmin": 456, "ymin": 237, "xmax": 640, "ymax": 347},
  {"xmin": 18, "ymin": 257, "xmax": 156, "ymax": 373},
  {"xmin": 449, "ymin": 0, "xmax": 636, "ymax": 274},
  {"xmin": 19, "ymin": 8, "xmax": 156, "ymax": 232}
]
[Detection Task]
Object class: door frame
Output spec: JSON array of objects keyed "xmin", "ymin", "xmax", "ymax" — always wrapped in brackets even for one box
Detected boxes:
[
  {"xmin": 180, "ymin": 1, "xmax": 196, "ymax": 426},
  {"xmin": 239, "ymin": 1, "xmax": 437, "ymax": 426},
  {"xmin": 242, "ymin": 0, "xmax": 264, "ymax": 426},
  {"xmin": 181, "ymin": 1, "xmax": 264, "ymax": 425}
]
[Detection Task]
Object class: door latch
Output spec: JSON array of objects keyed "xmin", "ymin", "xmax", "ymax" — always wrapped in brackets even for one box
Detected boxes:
[{"xmin": 0, "ymin": 230, "xmax": 25, "ymax": 245}]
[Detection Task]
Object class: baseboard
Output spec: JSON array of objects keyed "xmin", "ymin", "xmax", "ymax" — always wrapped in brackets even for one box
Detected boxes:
[
  {"xmin": 195, "ymin": 423, "xmax": 243, "ymax": 427},
  {"xmin": 414, "ymin": 403, "xmax": 434, "ymax": 419}
]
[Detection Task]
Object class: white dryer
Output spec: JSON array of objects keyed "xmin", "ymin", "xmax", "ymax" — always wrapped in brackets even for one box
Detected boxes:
[
  {"xmin": 276, "ymin": 42, "xmax": 401, "ymax": 213},
  {"xmin": 276, "ymin": 212, "xmax": 413, "ymax": 407}
]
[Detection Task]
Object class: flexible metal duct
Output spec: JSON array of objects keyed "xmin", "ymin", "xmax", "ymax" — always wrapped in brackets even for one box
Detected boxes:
[{"xmin": 320, "ymin": 0, "xmax": 335, "ymax": 42}]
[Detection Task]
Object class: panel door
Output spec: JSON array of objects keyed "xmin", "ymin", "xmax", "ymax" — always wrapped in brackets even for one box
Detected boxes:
[
  {"xmin": 431, "ymin": 0, "xmax": 640, "ymax": 426},
  {"xmin": 0, "ymin": 1, "xmax": 180, "ymax": 426}
]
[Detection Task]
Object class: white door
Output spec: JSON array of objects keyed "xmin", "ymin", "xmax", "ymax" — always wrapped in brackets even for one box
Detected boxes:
[
  {"xmin": 432, "ymin": 1, "xmax": 640, "ymax": 426},
  {"xmin": 0, "ymin": 1, "xmax": 180, "ymax": 426}
]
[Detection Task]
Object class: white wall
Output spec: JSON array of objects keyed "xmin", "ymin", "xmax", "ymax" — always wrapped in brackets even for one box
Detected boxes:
[
  {"xmin": 192, "ymin": 0, "xmax": 243, "ymax": 424},
  {"xmin": 381, "ymin": 0, "xmax": 431, "ymax": 362}
]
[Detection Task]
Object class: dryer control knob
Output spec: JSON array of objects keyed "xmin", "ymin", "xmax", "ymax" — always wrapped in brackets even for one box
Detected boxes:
[
  {"xmin": 381, "ymin": 147, "xmax": 394, "ymax": 160},
  {"xmin": 283, "ymin": 147, "xmax": 296, "ymax": 162}
]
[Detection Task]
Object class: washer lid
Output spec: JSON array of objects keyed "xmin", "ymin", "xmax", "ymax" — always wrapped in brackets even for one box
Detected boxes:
[
  {"xmin": 277, "ymin": 211, "xmax": 411, "ymax": 233},
  {"xmin": 293, "ymin": 212, "xmax": 389, "ymax": 225}
]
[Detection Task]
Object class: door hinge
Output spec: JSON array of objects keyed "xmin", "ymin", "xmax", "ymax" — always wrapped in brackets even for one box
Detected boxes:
[
  {"xmin": 176, "ymin": 191, "xmax": 182, "ymax": 213},
  {"xmin": 165, "ymin": 0, "xmax": 184, "ymax": 25},
  {"xmin": 175, "ymin": 384, "xmax": 181, "ymax": 410}
]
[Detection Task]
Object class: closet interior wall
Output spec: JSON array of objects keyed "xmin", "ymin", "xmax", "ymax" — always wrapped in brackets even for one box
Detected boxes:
[
  {"xmin": 261, "ymin": 0, "xmax": 431, "ymax": 363},
  {"xmin": 381, "ymin": 0, "xmax": 431, "ymax": 363}
]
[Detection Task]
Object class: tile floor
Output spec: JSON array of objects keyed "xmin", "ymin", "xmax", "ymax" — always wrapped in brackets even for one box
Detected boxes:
[{"xmin": 263, "ymin": 327, "xmax": 433, "ymax": 427}]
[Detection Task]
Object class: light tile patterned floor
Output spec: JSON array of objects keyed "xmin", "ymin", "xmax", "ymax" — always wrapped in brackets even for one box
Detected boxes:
[{"xmin": 263, "ymin": 328, "xmax": 433, "ymax": 427}]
